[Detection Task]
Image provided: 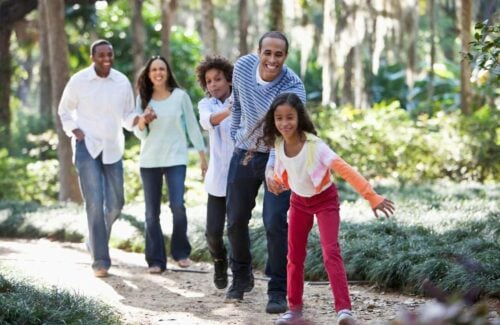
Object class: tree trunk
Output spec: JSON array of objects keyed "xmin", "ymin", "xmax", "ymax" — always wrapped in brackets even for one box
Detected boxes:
[
  {"xmin": 404, "ymin": 0, "xmax": 418, "ymax": 93},
  {"xmin": 238, "ymin": 0, "xmax": 249, "ymax": 56},
  {"xmin": 441, "ymin": 0, "xmax": 459, "ymax": 61},
  {"xmin": 38, "ymin": 0, "xmax": 52, "ymax": 127},
  {"xmin": 130, "ymin": 0, "xmax": 145, "ymax": 86},
  {"xmin": 269, "ymin": 0, "xmax": 283, "ymax": 31},
  {"xmin": 40, "ymin": 0, "xmax": 82, "ymax": 203},
  {"xmin": 0, "ymin": 0, "xmax": 37, "ymax": 148},
  {"xmin": 0, "ymin": 25, "xmax": 12, "ymax": 148},
  {"xmin": 201, "ymin": 0, "xmax": 217, "ymax": 55},
  {"xmin": 13, "ymin": 19, "xmax": 35, "ymax": 110},
  {"xmin": 160, "ymin": 0, "xmax": 178, "ymax": 61},
  {"xmin": 321, "ymin": 0, "xmax": 336, "ymax": 106},
  {"xmin": 428, "ymin": 0, "xmax": 436, "ymax": 105},
  {"xmin": 460, "ymin": 0, "xmax": 471, "ymax": 115}
]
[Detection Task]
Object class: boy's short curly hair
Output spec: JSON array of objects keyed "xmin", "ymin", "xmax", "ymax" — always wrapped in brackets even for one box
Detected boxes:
[{"xmin": 195, "ymin": 55, "xmax": 233, "ymax": 94}]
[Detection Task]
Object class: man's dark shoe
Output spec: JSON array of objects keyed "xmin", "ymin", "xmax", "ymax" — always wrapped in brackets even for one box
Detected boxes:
[
  {"xmin": 266, "ymin": 293, "xmax": 287, "ymax": 314},
  {"xmin": 213, "ymin": 258, "xmax": 228, "ymax": 289},
  {"xmin": 243, "ymin": 273, "xmax": 254, "ymax": 292},
  {"xmin": 224, "ymin": 281, "xmax": 244, "ymax": 303}
]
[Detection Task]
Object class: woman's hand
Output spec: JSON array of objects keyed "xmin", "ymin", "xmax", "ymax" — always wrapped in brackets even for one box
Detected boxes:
[{"xmin": 373, "ymin": 199, "xmax": 395, "ymax": 218}]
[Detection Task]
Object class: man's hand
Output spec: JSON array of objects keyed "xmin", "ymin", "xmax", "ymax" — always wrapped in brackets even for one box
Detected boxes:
[
  {"xmin": 373, "ymin": 199, "xmax": 395, "ymax": 218},
  {"xmin": 72, "ymin": 128, "xmax": 85, "ymax": 141}
]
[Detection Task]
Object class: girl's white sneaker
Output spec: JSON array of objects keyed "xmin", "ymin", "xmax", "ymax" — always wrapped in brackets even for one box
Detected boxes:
[{"xmin": 337, "ymin": 310, "xmax": 356, "ymax": 325}]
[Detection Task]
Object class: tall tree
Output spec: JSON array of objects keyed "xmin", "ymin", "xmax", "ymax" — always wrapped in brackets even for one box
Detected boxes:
[
  {"xmin": 269, "ymin": 0, "xmax": 283, "ymax": 31},
  {"xmin": 160, "ymin": 0, "xmax": 178, "ymax": 61},
  {"xmin": 0, "ymin": 0, "xmax": 37, "ymax": 148},
  {"xmin": 201, "ymin": 0, "xmax": 217, "ymax": 55},
  {"xmin": 130, "ymin": 0, "xmax": 145, "ymax": 85},
  {"xmin": 39, "ymin": 0, "xmax": 52, "ymax": 127},
  {"xmin": 403, "ymin": 0, "xmax": 418, "ymax": 93},
  {"xmin": 238, "ymin": 0, "xmax": 249, "ymax": 56},
  {"xmin": 460, "ymin": 0, "xmax": 472, "ymax": 115},
  {"xmin": 40, "ymin": 0, "xmax": 82, "ymax": 202},
  {"xmin": 321, "ymin": 0, "xmax": 336, "ymax": 106},
  {"xmin": 428, "ymin": 0, "xmax": 436, "ymax": 105}
]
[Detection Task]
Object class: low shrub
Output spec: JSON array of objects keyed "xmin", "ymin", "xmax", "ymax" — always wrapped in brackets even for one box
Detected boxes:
[{"xmin": 0, "ymin": 273, "xmax": 120, "ymax": 324}]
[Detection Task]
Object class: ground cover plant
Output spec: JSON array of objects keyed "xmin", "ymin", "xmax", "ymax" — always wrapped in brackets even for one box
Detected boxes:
[
  {"xmin": 0, "ymin": 272, "xmax": 120, "ymax": 324},
  {"xmin": 0, "ymin": 181, "xmax": 497, "ymax": 299}
]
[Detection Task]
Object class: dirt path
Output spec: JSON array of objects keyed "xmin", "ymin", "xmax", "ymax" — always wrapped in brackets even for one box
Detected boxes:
[{"xmin": 0, "ymin": 239, "xmax": 427, "ymax": 324}]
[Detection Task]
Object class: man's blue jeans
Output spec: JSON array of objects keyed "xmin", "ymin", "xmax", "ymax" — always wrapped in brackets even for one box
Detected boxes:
[
  {"xmin": 75, "ymin": 140, "xmax": 124, "ymax": 270},
  {"xmin": 140, "ymin": 165, "xmax": 191, "ymax": 270},
  {"xmin": 226, "ymin": 148, "xmax": 289, "ymax": 296}
]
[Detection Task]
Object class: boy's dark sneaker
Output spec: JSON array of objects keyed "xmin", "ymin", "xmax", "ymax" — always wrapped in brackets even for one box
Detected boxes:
[
  {"xmin": 243, "ymin": 273, "xmax": 254, "ymax": 292},
  {"xmin": 224, "ymin": 282, "xmax": 244, "ymax": 303},
  {"xmin": 266, "ymin": 293, "xmax": 287, "ymax": 314},
  {"xmin": 213, "ymin": 258, "xmax": 228, "ymax": 289}
]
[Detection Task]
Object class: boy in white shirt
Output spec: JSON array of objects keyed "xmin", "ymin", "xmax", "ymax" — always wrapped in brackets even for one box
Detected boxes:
[{"xmin": 196, "ymin": 55, "xmax": 234, "ymax": 289}]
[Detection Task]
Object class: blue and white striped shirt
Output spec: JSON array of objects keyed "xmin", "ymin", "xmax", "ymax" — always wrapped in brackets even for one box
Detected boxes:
[{"xmin": 230, "ymin": 54, "xmax": 306, "ymax": 152}]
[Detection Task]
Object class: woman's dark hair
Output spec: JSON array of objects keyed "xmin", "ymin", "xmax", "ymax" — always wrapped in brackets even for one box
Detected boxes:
[
  {"xmin": 258, "ymin": 31, "xmax": 289, "ymax": 54},
  {"xmin": 195, "ymin": 55, "xmax": 233, "ymax": 96},
  {"xmin": 137, "ymin": 56, "xmax": 180, "ymax": 110},
  {"xmin": 258, "ymin": 92, "xmax": 316, "ymax": 148}
]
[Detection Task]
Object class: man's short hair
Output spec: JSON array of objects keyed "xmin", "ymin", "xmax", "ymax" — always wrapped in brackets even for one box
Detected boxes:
[
  {"xmin": 258, "ymin": 31, "xmax": 289, "ymax": 53},
  {"xmin": 90, "ymin": 39, "xmax": 112, "ymax": 56}
]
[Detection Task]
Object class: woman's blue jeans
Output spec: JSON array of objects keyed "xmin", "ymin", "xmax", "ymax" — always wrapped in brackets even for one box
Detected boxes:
[
  {"xmin": 75, "ymin": 140, "xmax": 124, "ymax": 270},
  {"xmin": 140, "ymin": 165, "xmax": 191, "ymax": 270}
]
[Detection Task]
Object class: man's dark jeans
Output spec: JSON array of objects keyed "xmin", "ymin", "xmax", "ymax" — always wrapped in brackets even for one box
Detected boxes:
[{"xmin": 226, "ymin": 148, "xmax": 289, "ymax": 296}]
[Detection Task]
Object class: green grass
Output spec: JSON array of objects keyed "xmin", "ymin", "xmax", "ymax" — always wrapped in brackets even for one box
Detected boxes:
[
  {"xmin": 0, "ymin": 273, "xmax": 120, "ymax": 324},
  {"xmin": 0, "ymin": 181, "xmax": 498, "ymax": 299}
]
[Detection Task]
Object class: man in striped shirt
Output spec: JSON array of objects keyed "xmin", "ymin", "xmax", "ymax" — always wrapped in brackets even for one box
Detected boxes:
[{"xmin": 225, "ymin": 31, "xmax": 306, "ymax": 314}]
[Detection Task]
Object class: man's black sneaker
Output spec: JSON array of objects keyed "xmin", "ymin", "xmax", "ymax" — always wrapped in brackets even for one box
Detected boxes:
[
  {"xmin": 224, "ymin": 282, "xmax": 244, "ymax": 303},
  {"xmin": 213, "ymin": 258, "xmax": 228, "ymax": 289},
  {"xmin": 243, "ymin": 273, "xmax": 254, "ymax": 292},
  {"xmin": 266, "ymin": 294, "xmax": 287, "ymax": 314}
]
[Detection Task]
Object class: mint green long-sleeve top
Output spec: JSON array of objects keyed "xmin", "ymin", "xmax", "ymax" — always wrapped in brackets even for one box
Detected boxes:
[{"xmin": 133, "ymin": 88, "xmax": 206, "ymax": 168}]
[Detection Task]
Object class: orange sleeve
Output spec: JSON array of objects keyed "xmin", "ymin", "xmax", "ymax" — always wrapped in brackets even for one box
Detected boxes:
[{"xmin": 330, "ymin": 158, "xmax": 384, "ymax": 209}]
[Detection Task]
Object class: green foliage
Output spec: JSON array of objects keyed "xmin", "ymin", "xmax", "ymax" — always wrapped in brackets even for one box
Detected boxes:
[
  {"xmin": 0, "ymin": 273, "xmax": 120, "ymax": 324},
  {"xmin": 466, "ymin": 20, "xmax": 500, "ymax": 80},
  {"xmin": 250, "ymin": 182, "xmax": 500, "ymax": 297},
  {"xmin": 0, "ymin": 182, "xmax": 498, "ymax": 298},
  {"xmin": 310, "ymin": 102, "xmax": 499, "ymax": 183},
  {"xmin": 0, "ymin": 201, "xmax": 83, "ymax": 242}
]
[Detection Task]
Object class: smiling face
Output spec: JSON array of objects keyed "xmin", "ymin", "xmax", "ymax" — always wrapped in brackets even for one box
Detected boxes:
[
  {"xmin": 148, "ymin": 59, "xmax": 169, "ymax": 88},
  {"xmin": 205, "ymin": 68, "xmax": 231, "ymax": 101},
  {"xmin": 92, "ymin": 44, "xmax": 114, "ymax": 77},
  {"xmin": 274, "ymin": 103, "xmax": 299, "ymax": 141},
  {"xmin": 258, "ymin": 37, "xmax": 288, "ymax": 82}
]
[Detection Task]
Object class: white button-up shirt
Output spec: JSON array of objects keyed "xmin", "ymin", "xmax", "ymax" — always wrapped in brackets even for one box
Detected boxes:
[
  {"xmin": 198, "ymin": 95, "xmax": 234, "ymax": 197},
  {"xmin": 58, "ymin": 64, "xmax": 136, "ymax": 164}
]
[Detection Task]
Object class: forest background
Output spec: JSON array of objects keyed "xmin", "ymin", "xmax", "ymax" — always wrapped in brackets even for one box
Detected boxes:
[{"xmin": 0, "ymin": 0, "xmax": 499, "ymax": 322}]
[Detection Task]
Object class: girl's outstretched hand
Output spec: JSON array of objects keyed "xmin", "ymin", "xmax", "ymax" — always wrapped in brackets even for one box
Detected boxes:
[{"xmin": 373, "ymin": 199, "xmax": 395, "ymax": 218}]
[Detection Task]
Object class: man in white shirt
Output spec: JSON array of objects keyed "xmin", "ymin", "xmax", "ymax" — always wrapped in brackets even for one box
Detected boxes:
[{"xmin": 58, "ymin": 39, "xmax": 152, "ymax": 277}]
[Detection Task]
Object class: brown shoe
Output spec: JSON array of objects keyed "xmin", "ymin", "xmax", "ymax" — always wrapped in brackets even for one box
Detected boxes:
[
  {"xmin": 177, "ymin": 258, "xmax": 191, "ymax": 268},
  {"xmin": 94, "ymin": 268, "xmax": 108, "ymax": 278},
  {"xmin": 148, "ymin": 266, "xmax": 163, "ymax": 274}
]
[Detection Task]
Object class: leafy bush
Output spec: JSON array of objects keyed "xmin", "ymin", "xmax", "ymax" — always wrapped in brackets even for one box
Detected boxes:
[{"xmin": 310, "ymin": 102, "xmax": 499, "ymax": 183}]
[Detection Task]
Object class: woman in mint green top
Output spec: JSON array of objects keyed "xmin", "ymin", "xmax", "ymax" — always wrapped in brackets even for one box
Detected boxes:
[{"xmin": 134, "ymin": 56, "xmax": 207, "ymax": 273}]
